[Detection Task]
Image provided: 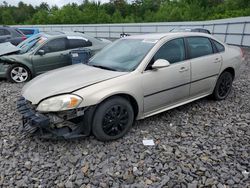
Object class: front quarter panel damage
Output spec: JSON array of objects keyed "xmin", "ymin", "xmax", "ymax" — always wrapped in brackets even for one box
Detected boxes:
[{"xmin": 17, "ymin": 97, "xmax": 94, "ymax": 139}]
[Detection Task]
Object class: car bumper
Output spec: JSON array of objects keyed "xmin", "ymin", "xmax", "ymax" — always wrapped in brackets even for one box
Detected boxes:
[{"xmin": 17, "ymin": 97, "xmax": 92, "ymax": 139}]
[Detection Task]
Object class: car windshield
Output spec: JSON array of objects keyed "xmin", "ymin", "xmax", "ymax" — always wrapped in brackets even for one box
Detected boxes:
[
  {"xmin": 18, "ymin": 34, "xmax": 48, "ymax": 54},
  {"xmin": 88, "ymin": 39, "xmax": 156, "ymax": 72}
]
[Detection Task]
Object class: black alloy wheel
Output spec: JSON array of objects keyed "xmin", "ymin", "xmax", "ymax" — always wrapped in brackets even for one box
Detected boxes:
[
  {"xmin": 213, "ymin": 71, "xmax": 233, "ymax": 100},
  {"xmin": 102, "ymin": 104, "xmax": 129, "ymax": 136},
  {"xmin": 92, "ymin": 97, "xmax": 134, "ymax": 141}
]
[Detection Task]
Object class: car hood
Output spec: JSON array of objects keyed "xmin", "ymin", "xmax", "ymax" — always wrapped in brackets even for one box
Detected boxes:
[
  {"xmin": 22, "ymin": 64, "xmax": 128, "ymax": 104},
  {"xmin": 0, "ymin": 42, "xmax": 20, "ymax": 56}
]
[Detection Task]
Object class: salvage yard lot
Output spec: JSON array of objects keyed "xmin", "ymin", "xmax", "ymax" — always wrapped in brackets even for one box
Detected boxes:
[{"xmin": 0, "ymin": 49, "xmax": 249, "ymax": 187}]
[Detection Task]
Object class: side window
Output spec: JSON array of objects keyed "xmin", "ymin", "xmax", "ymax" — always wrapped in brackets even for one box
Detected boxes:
[
  {"xmin": 0, "ymin": 29, "xmax": 4, "ymax": 36},
  {"xmin": 4, "ymin": 29, "xmax": 10, "ymax": 35},
  {"xmin": 153, "ymin": 38, "xmax": 185, "ymax": 64},
  {"xmin": 212, "ymin": 40, "xmax": 225, "ymax": 53},
  {"xmin": 187, "ymin": 37, "xmax": 213, "ymax": 59},
  {"xmin": 0, "ymin": 29, "xmax": 9, "ymax": 36},
  {"xmin": 40, "ymin": 38, "xmax": 67, "ymax": 54},
  {"xmin": 68, "ymin": 39, "xmax": 92, "ymax": 49}
]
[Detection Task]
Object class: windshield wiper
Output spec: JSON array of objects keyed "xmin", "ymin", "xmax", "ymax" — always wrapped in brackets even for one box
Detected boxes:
[{"xmin": 91, "ymin": 65, "xmax": 118, "ymax": 71}]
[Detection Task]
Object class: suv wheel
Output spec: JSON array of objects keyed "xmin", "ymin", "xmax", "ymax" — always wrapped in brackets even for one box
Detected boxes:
[
  {"xmin": 92, "ymin": 97, "xmax": 134, "ymax": 141},
  {"xmin": 212, "ymin": 71, "xmax": 233, "ymax": 100},
  {"xmin": 7, "ymin": 64, "xmax": 31, "ymax": 83}
]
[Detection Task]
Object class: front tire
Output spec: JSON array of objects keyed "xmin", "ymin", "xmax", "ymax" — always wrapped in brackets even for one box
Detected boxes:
[
  {"xmin": 212, "ymin": 71, "xmax": 233, "ymax": 100},
  {"xmin": 92, "ymin": 97, "xmax": 134, "ymax": 141},
  {"xmin": 7, "ymin": 64, "xmax": 31, "ymax": 83}
]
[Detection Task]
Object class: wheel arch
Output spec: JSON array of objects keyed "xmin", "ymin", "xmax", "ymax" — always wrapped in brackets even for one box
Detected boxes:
[
  {"xmin": 98, "ymin": 93, "xmax": 139, "ymax": 119},
  {"xmin": 7, "ymin": 62, "xmax": 33, "ymax": 78},
  {"xmin": 221, "ymin": 67, "xmax": 235, "ymax": 80}
]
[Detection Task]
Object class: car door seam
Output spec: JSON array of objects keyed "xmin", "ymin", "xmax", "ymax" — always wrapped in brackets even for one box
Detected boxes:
[{"xmin": 144, "ymin": 74, "xmax": 218, "ymax": 98}]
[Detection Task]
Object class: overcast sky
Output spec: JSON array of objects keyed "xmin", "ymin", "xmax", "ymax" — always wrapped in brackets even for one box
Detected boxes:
[{"xmin": 1, "ymin": 0, "xmax": 110, "ymax": 7}]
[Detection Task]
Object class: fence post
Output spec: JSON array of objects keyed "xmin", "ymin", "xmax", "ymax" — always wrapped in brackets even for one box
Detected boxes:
[
  {"xmin": 240, "ymin": 22, "xmax": 246, "ymax": 46},
  {"xmin": 224, "ymin": 23, "xmax": 229, "ymax": 43},
  {"xmin": 108, "ymin": 25, "xmax": 110, "ymax": 39}
]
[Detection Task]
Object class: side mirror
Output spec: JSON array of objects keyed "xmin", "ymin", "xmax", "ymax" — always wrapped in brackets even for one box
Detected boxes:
[
  {"xmin": 37, "ymin": 49, "xmax": 45, "ymax": 56},
  {"xmin": 152, "ymin": 59, "xmax": 170, "ymax": 69}
]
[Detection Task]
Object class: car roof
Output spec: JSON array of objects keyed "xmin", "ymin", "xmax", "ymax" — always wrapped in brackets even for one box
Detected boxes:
[
  {"xmin": 125, "ymin": 32, "xmax": 212, "ymax": 40},
  {"xmin": 41, "ymin": 31, "xmax": 91, "ymax": 38},
  {"xmin": 0, "ymin": 25, "xmax": 9, "ymax": 28}
]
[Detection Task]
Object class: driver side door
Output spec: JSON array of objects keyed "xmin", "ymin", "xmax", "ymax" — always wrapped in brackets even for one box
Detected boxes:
[
  {"xmin": 32, "ymin": 37, "xmax": 71, "ymax": 75},
  {"xmin": 142, "ymin": 38, "xmax": 191, "ymax": 116}
]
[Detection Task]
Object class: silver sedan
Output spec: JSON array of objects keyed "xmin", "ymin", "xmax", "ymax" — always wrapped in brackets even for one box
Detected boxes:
[{"xmin": 18, "ymin": 32, "xmax": 243, "ymax": 141}]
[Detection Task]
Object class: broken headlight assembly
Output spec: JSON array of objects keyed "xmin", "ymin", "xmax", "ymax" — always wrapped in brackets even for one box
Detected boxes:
[{"xmin": 36, "ymin": 94, "xmax": 83, "ymax": 112}]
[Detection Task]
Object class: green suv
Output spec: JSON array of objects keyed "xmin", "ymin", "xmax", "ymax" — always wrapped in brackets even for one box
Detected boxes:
[{"xmin": 0, "ymin": 31, "xmax": 110, "ymax": 83}]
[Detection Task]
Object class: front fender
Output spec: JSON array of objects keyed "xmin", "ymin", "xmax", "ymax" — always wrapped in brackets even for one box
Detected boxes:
[
  {"xmin": 73, "ymin": 72, "xmax": 144, "ymax": 119},
  {"xmin": 0, "ymin": 55, "xmax": 34, "ymax": 75}
]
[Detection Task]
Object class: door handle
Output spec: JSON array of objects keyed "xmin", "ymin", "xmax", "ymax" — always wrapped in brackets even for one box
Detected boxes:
[{"xmin": 179, "ymin": 67, "xmax": 189, "ymax": 72}]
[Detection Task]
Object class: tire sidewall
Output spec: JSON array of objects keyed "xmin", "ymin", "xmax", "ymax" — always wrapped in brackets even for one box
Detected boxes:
[
  {"xmin": 92, "ymin": 97, "xmax": 134, "ymax": 141},
  {"xmin": 213, "ymin": 71, "xmax": 233, "ymax": 100},
  {"xmin": 7, "ymin": 64, "xmax": 31, "ymax": 83}
]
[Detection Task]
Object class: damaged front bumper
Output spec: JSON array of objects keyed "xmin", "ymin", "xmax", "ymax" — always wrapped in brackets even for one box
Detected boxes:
[{"xmin": 17, "ymin": 97, "xmax": 93, "ymax": 139}]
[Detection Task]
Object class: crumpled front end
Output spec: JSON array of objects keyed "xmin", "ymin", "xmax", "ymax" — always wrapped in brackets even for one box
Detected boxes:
[{"xmin": 16, "ymin": 97, "xmax": 93, "ymax": 139}]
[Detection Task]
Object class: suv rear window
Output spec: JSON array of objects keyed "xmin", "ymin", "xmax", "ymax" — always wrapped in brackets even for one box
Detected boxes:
[{"xmin": 20, "ymin": 29, "xmax": 34, "ymax": 35}]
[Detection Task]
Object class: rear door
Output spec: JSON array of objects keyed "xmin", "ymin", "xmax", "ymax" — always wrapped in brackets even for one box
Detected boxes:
[
  {"xmin": 186, "ymin": 36, "xmax": 222, "ymax": 98},
  {"xmin": 32, "ymin": 37, "xmax": 70, "ymax": 74}
]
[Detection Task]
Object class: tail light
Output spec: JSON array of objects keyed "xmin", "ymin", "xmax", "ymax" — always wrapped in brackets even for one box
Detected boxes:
[{"xmin": 22, "ymin": 36, "xmax": 27, "ymax": 41}]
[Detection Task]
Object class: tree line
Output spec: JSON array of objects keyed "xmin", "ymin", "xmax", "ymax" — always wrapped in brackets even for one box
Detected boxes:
[{"xmin": 0, "ymin": 0, "xmax": 249, "ymax": 25}]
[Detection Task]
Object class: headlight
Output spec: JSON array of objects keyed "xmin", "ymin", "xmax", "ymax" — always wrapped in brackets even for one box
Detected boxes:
[{"xmin": 37, "ymin": 94, "xmax": 83, "ymax": 112}]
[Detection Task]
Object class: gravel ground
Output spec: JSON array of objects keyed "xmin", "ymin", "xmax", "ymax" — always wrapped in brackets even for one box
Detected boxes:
[{"xmin": 0, "ymin": 49, "xmax": 249, "ymax": 188}]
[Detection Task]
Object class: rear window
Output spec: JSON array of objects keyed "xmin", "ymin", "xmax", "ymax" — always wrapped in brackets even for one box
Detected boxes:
[
  {"xmin": 187, "ymin": 37, "xmax": 213, "ymax": 59},
  {"xmin": 20, "ymin": 29, "xmax": 34, "ymax": 35}
]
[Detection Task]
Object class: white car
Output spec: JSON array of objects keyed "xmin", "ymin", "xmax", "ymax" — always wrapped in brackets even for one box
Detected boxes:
[{"xmin": 17, "ymin": 32, "xmax": 243, "ymax": 141}]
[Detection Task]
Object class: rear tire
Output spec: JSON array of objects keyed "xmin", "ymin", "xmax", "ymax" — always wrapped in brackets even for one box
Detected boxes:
[
  {"xmin": 212, "ymin": 71, "xmax": 233, "ymax": 100},
  {"xmin": 7, "ymin": 64, "xmax": 31, "ymax": 83},
  {"xmin": 92, "ymin": 97, "xmax": 134, "ymax": 141}
]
